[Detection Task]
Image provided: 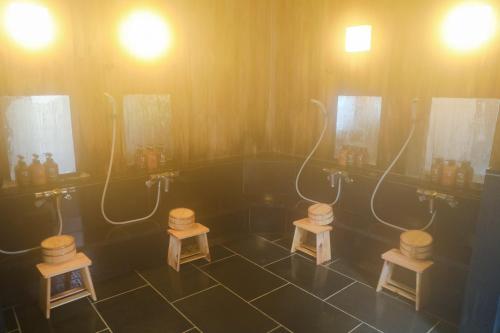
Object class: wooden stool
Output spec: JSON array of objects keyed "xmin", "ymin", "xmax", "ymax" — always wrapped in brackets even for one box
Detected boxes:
[
  {"xmin": 291, "ymin": 218, "xmax": 333, "ymax": 265},
  {"xmin": 36, "ymin": 252, "xmax": 97, "ymax": 319},
  {"xmin": 376, "ymin": 249, "xmax": 434, "ymax": 311},
  {"xmin": 168, "ymin": 223, "xmax": 211, "ymax": 271}
]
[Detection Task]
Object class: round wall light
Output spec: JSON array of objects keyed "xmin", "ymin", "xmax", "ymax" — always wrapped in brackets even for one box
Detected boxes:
[
  {"xmin": 4, "ymin": 1, "xmax": 56, "ymax": 50},
  {"xmin": 442, "ymin": 3, "xmax": 496, "ymax": 51},
  {"xmin": 119, "ymin": 10, "xmax": 172, "ymax": 61}
]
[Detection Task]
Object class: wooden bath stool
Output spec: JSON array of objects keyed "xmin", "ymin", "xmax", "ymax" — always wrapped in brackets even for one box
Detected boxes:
[
  {"xmin": 36, "ymin": 252, "xmax": 97, "ymax": 319},
  {"xmin": 168, "ymin": 223, "xmax": 211, "ymax": 271},
  {"xmin": 376, "ymin": 249, "xmax": 434, "ymax": 311},
  {"xmin": 291, "ymin": 218, "xmax": 333, "ymax": 265}
]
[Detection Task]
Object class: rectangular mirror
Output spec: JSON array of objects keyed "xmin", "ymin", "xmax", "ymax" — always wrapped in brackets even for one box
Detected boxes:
[
  {"xmin": 0, "ymin": 95, "xmax": 76, "ymax": 180},
  {"xmin": 122, "ymin": 94, "xmax": 172, "ymax": 165},
  {"xmin": 335, "ymin": 95, "xmax": 382, "ymax": 166},
  {"xmin": 425, "ymin": 98, "xmax": 499, "ymax": 184}
]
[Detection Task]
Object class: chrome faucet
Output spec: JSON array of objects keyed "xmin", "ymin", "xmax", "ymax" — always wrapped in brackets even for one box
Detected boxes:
[
  {"xmin": 417, "ymin": 188, "xmax": 458, "ymax": 214},
  {"xmin": 322, "ymin": 168, "xmax": 354, "ymax": 188},
  {"xmin": 34, "ymin": 187, "xmax": 76, "ymax": 207},
  {"xmin": 145, "ymin": 170, "xmax": 179, "ymax": 192}
]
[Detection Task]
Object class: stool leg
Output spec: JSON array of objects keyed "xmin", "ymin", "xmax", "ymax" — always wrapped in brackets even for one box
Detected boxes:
[
  {"xmin": 80, "ymin": 267, "xmax": 97, "ymax": 301},
  {"xmin": 168, "ymin": 235, "xmax": 182, "ymax": 271},
  {"xmin": 316, "ymin": 231, "xmax": 331, "ymax": 265},
  {"xmin": 39, "ymin": 277, "xmax": 51, "ymax": 319},
  {"xmin": 291, "ymin": 227, "xmax": 305, "ymax": 253},
  {"xmin": 416, "ymin": 272, "xmax": 423, "ymax": 311},
  {"xmin": 197, "ymin": 233, "xmax": 211, "ymax": 262},
  {"xmin": 376, "ymin": 261, "xmax": 394, "ymax": 292}
]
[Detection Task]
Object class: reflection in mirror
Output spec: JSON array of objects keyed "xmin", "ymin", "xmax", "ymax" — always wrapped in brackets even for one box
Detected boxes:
[
  {"xmin": 425, "ymin": 98, "xmax": 499, "ymax": 183},
  {"xmin": 335, "ymin": 96, "xmax": 382, "ymax": 166},
  {"xmin": 122, "ymin": 94, "xmax": 172, "ymax": 165},
  {"xmin": 0, "ymin": 95, "xmax": 76, "ymax": 180}
]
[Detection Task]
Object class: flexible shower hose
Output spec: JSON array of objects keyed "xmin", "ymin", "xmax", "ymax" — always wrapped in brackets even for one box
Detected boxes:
[
  {"xmin": 0, "ymin": 195, "xmax": 64, "ymax": 255},
  {"xmin": 101, "ymin": 93, "xmax": 162, "ymax": 225},
  {"xmin": 370, "ymin": 115, "xmax": 437, "ymax": 232},
  {"xmin": 295, "ymin": 99, "xmax": 343, "ymax": 206}
]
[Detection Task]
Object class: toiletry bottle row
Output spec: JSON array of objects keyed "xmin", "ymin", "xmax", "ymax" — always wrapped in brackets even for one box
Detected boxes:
[
  {"xmin": 134, "ymin": 145, "xmax": 168, "ymax": 173},
  {"xmin": 430, "ymin": 157, "xmax": 473, "ymax": 189},
  {"xmin": 15, "ymin": 153, "xmax": 59, "ymax": 187},
  {"xmin": 338, "ymin": 145, "xmax": 369, "ymax": 168}
]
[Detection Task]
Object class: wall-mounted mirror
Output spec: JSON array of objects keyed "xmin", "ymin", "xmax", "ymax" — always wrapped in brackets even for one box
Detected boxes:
[
  {"xmin": 425, "ymin": 98, "xmax": 499, "ymax": 184},
  {"xmin": 122, "ymin": 94, "xmax": 172, "ymax": 165},
  {"xmin": 0, "ymin": 95, "xmax": 76, "ymax": 180},
  {"xmin": 335, "ymin": 95, "xmax": 382, "ymax": 166}
]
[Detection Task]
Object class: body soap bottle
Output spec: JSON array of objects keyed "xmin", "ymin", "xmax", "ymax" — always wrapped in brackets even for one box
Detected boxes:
[
  {"xmin": 15, "ymin": 155, "xmax": 30, "ymax": 187},
  {"xmin": 44, "ymin": 153, "xmax": 59, "ymax": 183},
  {"xmin": 30, "ymin": 154, "xmax": 47, "ymax": 186}
]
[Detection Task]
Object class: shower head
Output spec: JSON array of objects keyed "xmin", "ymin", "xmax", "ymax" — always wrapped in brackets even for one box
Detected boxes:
[
  {"xmin": 103, "ymin": 93, "xmax": 118, "ymax": 117},
  {"xmin": 310, "ymin": 99, "xmax": 327, "ymax": 117}
]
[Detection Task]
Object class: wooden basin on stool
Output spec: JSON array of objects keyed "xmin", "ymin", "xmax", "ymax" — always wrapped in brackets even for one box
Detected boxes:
[
  {"xmin": 400, "ymin": 230, "xmax": 433, "ymax": 260},
  {"xmin": 169, "ymin": 208, "xmax": 195, "ymax": 230},
  {"xmin": 41, "ymin": 235, "xmax": 76, "ymax": 265},
  {"xmin": 308, "ymin": 203, "xmax": 334, "ymax": 226}
]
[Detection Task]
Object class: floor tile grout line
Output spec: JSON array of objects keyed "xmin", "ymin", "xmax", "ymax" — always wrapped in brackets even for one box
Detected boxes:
[
  {"xmin": 262, "ymin": 254, "xmax": 294, "ymax": 267},
  {"xmin": 93, "ymin": 284, "xmax": 149, "ymax": 304},
  {"xmin": 12, "ymin": 306, "xmax": 21, "ymax": 333},
  {"xmin": 172, "ymin": 284, "xmax": 221, "ymax": 304},
  {"xmin": 425, "ymin": 320, "xmax": 441, "ymax": 333},
  {"xmin": 347, "ymin": 322, "xmax": 363, "ymax": 333},
  {"xmin": 135, "ymin": 270, "xmax": 202, "ymax": 332},
  {"xmin": 248, "ymin": 283, "xmax": 290, "ymax": 303},
  {"xmin": 87, "ymin": 298, "xmax": 113, "ymax": 333},
  {"xmin": 220, "ymin": 244, "xmax": 384, "ymax": 333},
  {"xmin": 197, "ymin": 254, "xmax": 236, "ymax": 268},
  {"xmin": 181, "ymin": 327, "xmax": 197, "ymax": 333},
  {"xmin": 191, "ymin": 264, "xmax": 294, "ymax": 333},
  {"xmin": 95, "ymin": 328, "xmax": 110, "ymax": 333},
  {"xmin": 323, "ymin": 281, "xmax": 358, "ymax": 302},
  {"xmin": 266, "ymin": 325, "xmax": 282, "ymax": 333}
]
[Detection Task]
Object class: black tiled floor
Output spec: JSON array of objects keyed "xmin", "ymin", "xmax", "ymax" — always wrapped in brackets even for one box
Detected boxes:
[
  {"xmin": 253, "ymin": 284, "xmax": 360, "ymax": 333},
  {"xmin": 2, "ymin": 307, "xmax": 17, "ymax": 332},
  {"xmin": 351, "ymin": 324, "xmax": 380, "ymax": 332},
  {"xmin": 138, "ymin": 264, "xmax": 217, "ymax": 301},
  {"xmin": 269, "ymin": 327, "xmax": 290, "ymax": 333},
  {"xmin": 191, "ymin": 245, "xmax": 234, "ymax": 266},
  {"xmin": 17, "ymin": 299, "xmax": 105, "ymax": 333},
  {"xmin": 328, "ymin": 259, "xmax": 378, "ymax": 287},
  {"xmin": 93, "ymin": 271, "xmax": 146, "ymax": 300},
  {"xmin": 431, "ymin": 321, "xmax": 459, "ymax": 333},
  {"xmin": 327, "ymin": 282, "xmax": 438, "ymax": 333},
  {"xmin": 176, "ymin": 285, "xmax": 277, "ymax": 333},
  {"xmin": 200, "ymin": 255, "xmax": 286, "ymax": 300},
  {"xmin": 95, "ymin": 286, "xmax": 191, "ymax": 333},
  {"xmin": 267, "ymin": 255, "xmax": 354, "ymax": 299},
  {"xmin": 224, "ymin": 235, "xmax": 290, "ymax": 265}
]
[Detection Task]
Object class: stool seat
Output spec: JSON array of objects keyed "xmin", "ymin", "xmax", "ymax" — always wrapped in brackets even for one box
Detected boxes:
[
  {"xmin": 37, "ymin": 253, "xmax": 91, "ymax": 278},
  {"xmin": 168, "ymin": 223, "xmax": 209, "ymax": 239},
  {"xmin": 291, "ymin": 218, "xmax": 333, "ymax": 265},
  {"xmin": 377, "ymin": 249, "xmax": 434, "ymax": 311}
]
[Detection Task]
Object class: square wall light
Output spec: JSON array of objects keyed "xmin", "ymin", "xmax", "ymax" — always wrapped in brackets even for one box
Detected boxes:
[{"xmin": 345, "ymin": 25, "xmax": 372, "ymax": 52}]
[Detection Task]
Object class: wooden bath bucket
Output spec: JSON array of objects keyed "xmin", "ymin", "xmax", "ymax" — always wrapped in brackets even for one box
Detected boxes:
[
  {"xmin": 400, "ymin": 230, "xmax": 433, "ymax": 260},
  {"xmin": 41, "ymin": 235, "xmax": 76, "ymax": 264},
  {"xmin": 169, "ymin": 208, "xmax": 195, "ymax": 230},
  {"xmin": 308, "ymin": 203, "xmax": 334, "ymax": 226}
]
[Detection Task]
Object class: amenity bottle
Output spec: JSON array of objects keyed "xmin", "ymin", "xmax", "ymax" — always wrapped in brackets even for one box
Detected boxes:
[
  {"xmin": 30, "ymin": 154, "xmax": 47, "ymax": 186},
  {"xmin": 14, "ymin": 155, "xmax": 30, "ymax": 187},
  {"xmin": 44, "ymin": 153, "xmax": 59, "ymax": 183}
]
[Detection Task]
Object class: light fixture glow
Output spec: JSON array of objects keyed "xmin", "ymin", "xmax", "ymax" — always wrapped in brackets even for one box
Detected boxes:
[
  {"xmin": 119, "ymin": 10, "xmax": 171, "ymax": 60},
  {"xmin": 442, "ymin": 3, "xmax": 496, "ymax": 51},
  {"xmin": 345, "ymin": 25, "xmax": 372, "ymax": 53},
  {"xmin": 4, "ymin": 1, "xmax": 55, "ymax": 50}
]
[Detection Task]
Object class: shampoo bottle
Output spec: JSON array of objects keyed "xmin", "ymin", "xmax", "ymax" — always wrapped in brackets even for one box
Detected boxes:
[
  {"xmin": 30, "ymin": 154, "xmax": 47, "ymax": 186},
  {"xmin": 15, "ymin": 155, "xmax": 30, "ymax": 187},
  {"xmin": 44, "ymin": 153, "xmax": 59, "ymax": 183}
]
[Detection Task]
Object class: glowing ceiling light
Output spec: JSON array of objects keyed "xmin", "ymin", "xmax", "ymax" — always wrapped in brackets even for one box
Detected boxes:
[
  {"xmin": 345, "ymin": 25, "xmax": 372, "ymax": 53},
  {"xmin": 119, "ymin": 10, "xmax": 172, "ymax": 61},
  {"xmin": 442, "ymin": 3, "xmax": 496, "ymax": 51},
  {"xmin": 4, "ymin": 1, "xmax": 55, "ymax": 50}
]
